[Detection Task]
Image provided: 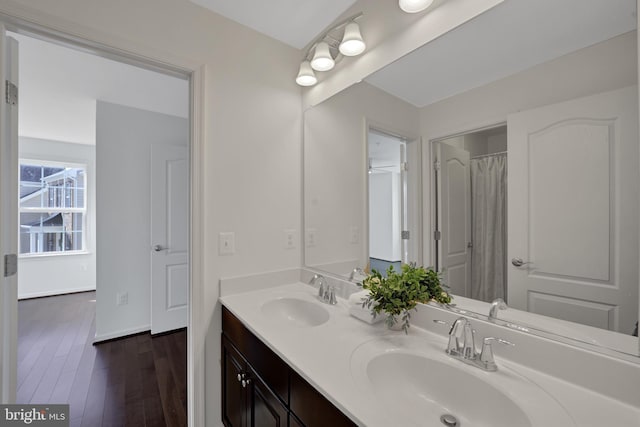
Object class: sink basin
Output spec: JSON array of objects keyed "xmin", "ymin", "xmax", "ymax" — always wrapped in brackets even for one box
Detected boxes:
[
  {"xmin": 261, "ymin": 297, "xmax": 330, "ymax": 327},
  {"xmin": 351, "ymin": 335, "xmax": 574, "ymax": 427},
  {"xmin": 368, "ymin": 352, "xmax": 529, "ymax": 427}
]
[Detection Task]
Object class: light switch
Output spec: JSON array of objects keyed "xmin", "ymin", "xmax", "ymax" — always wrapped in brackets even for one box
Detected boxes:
[
  {"xmin": 306, "ymin": 229, "xmax": 317, "ymax": 247},
  {"xmin": 219, "ymin": 232, "xmax": 235, "ymax": 255}
]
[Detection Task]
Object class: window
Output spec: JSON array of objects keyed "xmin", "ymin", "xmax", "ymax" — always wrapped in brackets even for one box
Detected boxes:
[{"xmin": 19, "ymin": 161, "xmax": 87, "ymax": 255}]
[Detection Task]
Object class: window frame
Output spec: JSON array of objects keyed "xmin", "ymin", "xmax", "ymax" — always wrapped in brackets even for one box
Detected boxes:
[{"xmin": 18, "ymin": 158, "xmax": 88, "ymax": 257}]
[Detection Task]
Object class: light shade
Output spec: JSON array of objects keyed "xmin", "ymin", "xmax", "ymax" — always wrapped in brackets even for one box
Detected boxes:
[
  {"xmin": 295, "ymin": 61, "xmax": 317, "ymax": 86},
  {"xmin": 310, "ymin": 42, "xmax": 335, "ymax": 71},
  {"xmin": 339, "ymin": 22, "xmax": 366, "ymax": 56},
  {"xmin": 399, "ymin": 0, "xmax": 434, "ymax": 13}
]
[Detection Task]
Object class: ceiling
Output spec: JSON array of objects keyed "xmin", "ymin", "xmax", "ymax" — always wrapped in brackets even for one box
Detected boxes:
[
  {"xmin": 13, "ymin": 33, "xmax": 189, "ymax": 145},
  {"xmin": 365, "ymin": 0, "xmax": 637, "ymax": 107},
  {"xmin": 189, "ymin": 0, "xmax": 357, "ymax": 49},
  {"xmin": 13, "ymin": 0, "xmax": 637, "ymax": 146}
]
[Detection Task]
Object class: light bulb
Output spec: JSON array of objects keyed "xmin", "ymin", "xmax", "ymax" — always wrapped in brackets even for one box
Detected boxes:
[
  {"xmin": 339, "ymin": 22, "xmax": 366, "ymax": 56},
  {"xmin": 399, "ymin": 0, "xmax": 434, "ymax": 13},
  {"xmin": 295, "ymin": 61, "xmax": 317, "ymax": 86},
  {"xmin": 310, "ymin": 42, "xmax": 335, "ymax": 71}
]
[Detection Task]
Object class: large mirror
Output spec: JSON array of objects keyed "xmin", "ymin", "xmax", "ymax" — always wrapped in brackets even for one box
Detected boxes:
[{"xmin": 304, "ymin": 0, "xmax": 639, "ymax": 356}]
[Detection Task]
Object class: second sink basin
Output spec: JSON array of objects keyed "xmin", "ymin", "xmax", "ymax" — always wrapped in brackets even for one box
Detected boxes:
[
  {"xmin": 261, "ymin": 297, "xmax": 330, "ymax": 327},
  {"xmin": 368, "ymin": 352, "xmax": 529, "ymax": 427},
  {"xmin": 351, "ymin": 335, "xmax": 574, "ymax": 427}
]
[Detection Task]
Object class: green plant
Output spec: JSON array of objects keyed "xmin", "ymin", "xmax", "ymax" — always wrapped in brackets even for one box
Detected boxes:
[{"xmin": 361, "ymin": 264, "xmax": 452, "ymax": 333}]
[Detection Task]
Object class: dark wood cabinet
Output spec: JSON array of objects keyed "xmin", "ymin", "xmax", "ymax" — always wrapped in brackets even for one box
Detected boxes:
[
  {"xmin": 222, "ymin": 335, "xmax": 287, "ymax": 427},
  {"xmin": 221, "ymin": 306, "xmax": 357, "ymax": 427}
]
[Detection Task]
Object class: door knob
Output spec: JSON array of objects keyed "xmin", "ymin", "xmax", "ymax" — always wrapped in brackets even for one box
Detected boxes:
[
  {"xmin": 511, "ymin": 257, "xmax": 530, "ymax": 267},
  {"xmin": 153, "ymin": 245, "xmax": 165, "ymax": 252}
]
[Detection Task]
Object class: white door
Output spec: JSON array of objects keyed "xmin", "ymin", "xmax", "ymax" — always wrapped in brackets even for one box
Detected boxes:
[
  {"xmin": 507, "ymin": 86, "xmax": 638, "ymax": 332},
  {"xmin": 150, "ymin": 145, "xmax": 189, "ymax": 334},
  {"xmin": 0, "ymin": 29, "xmax": 18, "ymax": 403},
  {"xmin": 436, "ymin": 142, "xmax": 471, "ymax": 297}
]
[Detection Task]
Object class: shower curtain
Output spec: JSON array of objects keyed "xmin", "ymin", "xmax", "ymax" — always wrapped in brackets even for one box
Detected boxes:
[{"xmin": 470, "ymin": 154, "xmax": 507, "ymax": 302}]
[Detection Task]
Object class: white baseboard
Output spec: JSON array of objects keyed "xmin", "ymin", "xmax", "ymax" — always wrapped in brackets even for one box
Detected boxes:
[
  {"xmin": 18, "ymin": 286, "xmax": 96, "ymax": 300},
  {"xmin": 93, "ymin": 324, "xmax": 151, "ymax": 343}
]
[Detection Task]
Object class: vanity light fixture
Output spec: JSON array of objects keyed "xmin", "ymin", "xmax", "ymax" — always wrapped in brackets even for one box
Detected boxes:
[
  {"xmin": 399, "ymin": 0, "xmax": 435, "ymax": 13},
  {"xmin": 296, "ymin": 13, "xmax": 365, "ymax": 87}
]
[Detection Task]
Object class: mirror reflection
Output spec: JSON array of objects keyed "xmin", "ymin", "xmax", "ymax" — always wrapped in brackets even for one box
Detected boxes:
[{"xmin": 304, "ymin": 0, "xmax": 639, "ymax": 355}]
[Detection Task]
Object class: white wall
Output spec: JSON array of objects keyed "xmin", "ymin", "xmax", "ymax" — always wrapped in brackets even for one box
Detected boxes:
[
  {"xmin": 0, "ymin": 2, "xmax": 303, "ymax": 425},
  {"xmin": 95, "ymin": 101, "xmax": 187, "ymax": 340},
  {"xmin": 17, "ymin": 137, "xmax": 96, "ymax": 298},
  {"xmin": 304, "ymin": 82, "xmax": 419, "ymax": 274},
  {"xmin": 421, "ymin": 30, "xmax": 637, "ymax": 265}
]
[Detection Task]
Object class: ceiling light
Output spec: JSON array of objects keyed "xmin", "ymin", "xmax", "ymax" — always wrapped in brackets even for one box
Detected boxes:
[
  {"xmin": 339, "ymin": 22, "xmax": 366, "ymax": 57},
  {"xmin": 310, "ymin": 42, "xmax": 335, "ymax": 71},
  {"xmin": 295, "ymin": 61, "xmax": 317, "ymax": 86},
  {"xmin": 399, "ymin": 0, "xmax": 434, "ymax": 13},
  {"xmin": 295, "ymin": 12, "xmax": 365, "ymax": 87}
]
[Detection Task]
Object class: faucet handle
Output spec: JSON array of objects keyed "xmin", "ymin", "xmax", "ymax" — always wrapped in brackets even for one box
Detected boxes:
[
  {"xmin": 479, "ymin": 337, "xmax": 515, "ymax": 371},
  {"xmin": 313, "ymin": 275, "xmax": 326, "ymax": 297},
  {"xmin": 328, "ymin": 285, "xmax": 337, "ymax": 305}
]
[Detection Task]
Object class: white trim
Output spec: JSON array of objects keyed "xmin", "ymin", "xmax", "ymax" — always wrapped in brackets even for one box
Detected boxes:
[
  {"xmin": 0, "ymin": 12, "xmax": 205, "ymax": 426},
  {"xmin": 17, "ymin": 286, "xmax": 95, "ymax": 300},
  {"xmin": 18, "ymin": 250, "xmax": 90, "ymax": 259},
  {"xmin": 188, "ymin": 64, "xmax": 206, "ymax": 427},
  {"xmin": 93, "ymin": 324, "xmax": 151, "ymax": 344}
]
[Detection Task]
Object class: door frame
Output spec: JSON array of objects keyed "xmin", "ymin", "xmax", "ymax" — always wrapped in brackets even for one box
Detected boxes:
[{"xmin": 0, "ymin": 13, "xmax": 205, "ymax": 425}]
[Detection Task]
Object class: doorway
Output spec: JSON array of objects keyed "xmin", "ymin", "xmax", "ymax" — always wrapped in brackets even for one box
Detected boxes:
[
  {"xmin": 432, "ymin": 124, "xmax": 508, "ymax": 301},
  {"xmin": 3, "ymin": 25, "xmax": 192, "ymax": 419},
  {"xmin": 368, "ymin": 128, "xmax": 408, "ymax": 276}
]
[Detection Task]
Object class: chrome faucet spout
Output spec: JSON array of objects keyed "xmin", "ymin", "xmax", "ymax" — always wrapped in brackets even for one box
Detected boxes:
[{"xmin": 489, "ymin": 298, "xmax": 507, "ymax": 320}]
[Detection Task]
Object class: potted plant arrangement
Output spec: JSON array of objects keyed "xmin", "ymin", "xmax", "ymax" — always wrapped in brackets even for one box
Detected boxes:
[{"xmin": 361, "ymin": 263, "xmax": 452, "ymax": 333}]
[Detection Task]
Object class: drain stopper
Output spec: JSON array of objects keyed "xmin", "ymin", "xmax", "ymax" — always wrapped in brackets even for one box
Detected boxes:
[{"xmin": 440, "ymin": 414, "xmax": 460, "ymax": 427}]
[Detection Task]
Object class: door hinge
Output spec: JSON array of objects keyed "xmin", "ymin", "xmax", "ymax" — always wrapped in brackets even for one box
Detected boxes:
[
  {"xmin": 4, "ymin": 254, "xmax": 17, "ymax": 277},
  {"xmin": 434, "ymin": 230, "xmax": 441, "ymax": 241},
  {"xmin": 401, "ymin": 162, "xmax": 408, "ymax": 172},
  {"xmin": 434, "ymin": 160, "xmax": 441, "ymax": 171},
  {"xmin": 401, "ymin": 230, "xmax": 410, "ymax": 240},
  {"xmin": 5, "ymin": 80, "xmax": 17, "ymax": 106}
]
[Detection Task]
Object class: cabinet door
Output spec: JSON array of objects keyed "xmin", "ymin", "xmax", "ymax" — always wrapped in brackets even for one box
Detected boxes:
[
  {"xmin": 248, "ymin": 366, "xmax": 288, "ymax": 427},
  {"xmin": 222, "ymin": 336, "xmax": 247, "ymax": 427},
  {"xmin": 289, "ymin": 413, "xmax": 304, "ymax": 427}
]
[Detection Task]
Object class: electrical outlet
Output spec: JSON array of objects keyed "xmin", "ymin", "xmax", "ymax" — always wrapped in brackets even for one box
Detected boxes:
[
  {"xmin": 306, "ymin": 229, "xmax": 317, "ymax": 247},
  {"xmin": 116, "ymin": 292, "xmax": 128, "ymax": 306},
  {"xmin": 219, "ymin": 232, "xmax": 235, "ymax": 255},
  {"xmin": 284, "ymin": 229, "xmax": 296, "ymax": 249}
]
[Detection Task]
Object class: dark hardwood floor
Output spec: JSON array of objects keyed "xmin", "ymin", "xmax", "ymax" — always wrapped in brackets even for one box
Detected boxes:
[{"xmin": 17, "ymin": 291, "xmax": 187, "ymax": 427}]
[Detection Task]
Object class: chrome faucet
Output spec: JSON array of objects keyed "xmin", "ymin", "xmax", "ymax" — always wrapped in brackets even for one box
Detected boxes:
[
  {"xmin": 488, "ymin": 298, "xmax": 507, "ymax": 320},
  {"xmin": 348, "ymin": 267, "xmax": 366, "ymax": 283},
  {"xmin": 434, "ymin": 317, "xmax": 514, "ymax": 372},
  {"xmin": 309, "ymin": 274, "xmax": 336, "ymax": 305}
]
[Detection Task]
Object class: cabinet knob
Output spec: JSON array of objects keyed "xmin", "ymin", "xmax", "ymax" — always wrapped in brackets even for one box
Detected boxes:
[
  {"xmin": 237, "ymin": 373, "xmax": 243, "ymax": 382},
  {"xmin": 241, "ymin": 378, "xmax": 251, "ymax": 388}
]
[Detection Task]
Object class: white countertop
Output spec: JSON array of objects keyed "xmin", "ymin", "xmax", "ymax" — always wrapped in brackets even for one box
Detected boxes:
[{"xmin": 219, "ymin": 281, "xmax": 640, "ymax": 427}]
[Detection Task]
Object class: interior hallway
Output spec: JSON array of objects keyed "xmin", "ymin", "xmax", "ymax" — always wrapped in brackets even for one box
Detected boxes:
[{"xmin": 17, "ymin": 291, "xmax": 187, "ymax": 426}]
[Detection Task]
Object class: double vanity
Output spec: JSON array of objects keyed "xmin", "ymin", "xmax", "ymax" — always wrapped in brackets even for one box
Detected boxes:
[{"xmin": 219, "ymin": 271, "xmax": 640, "ymax": 427}]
